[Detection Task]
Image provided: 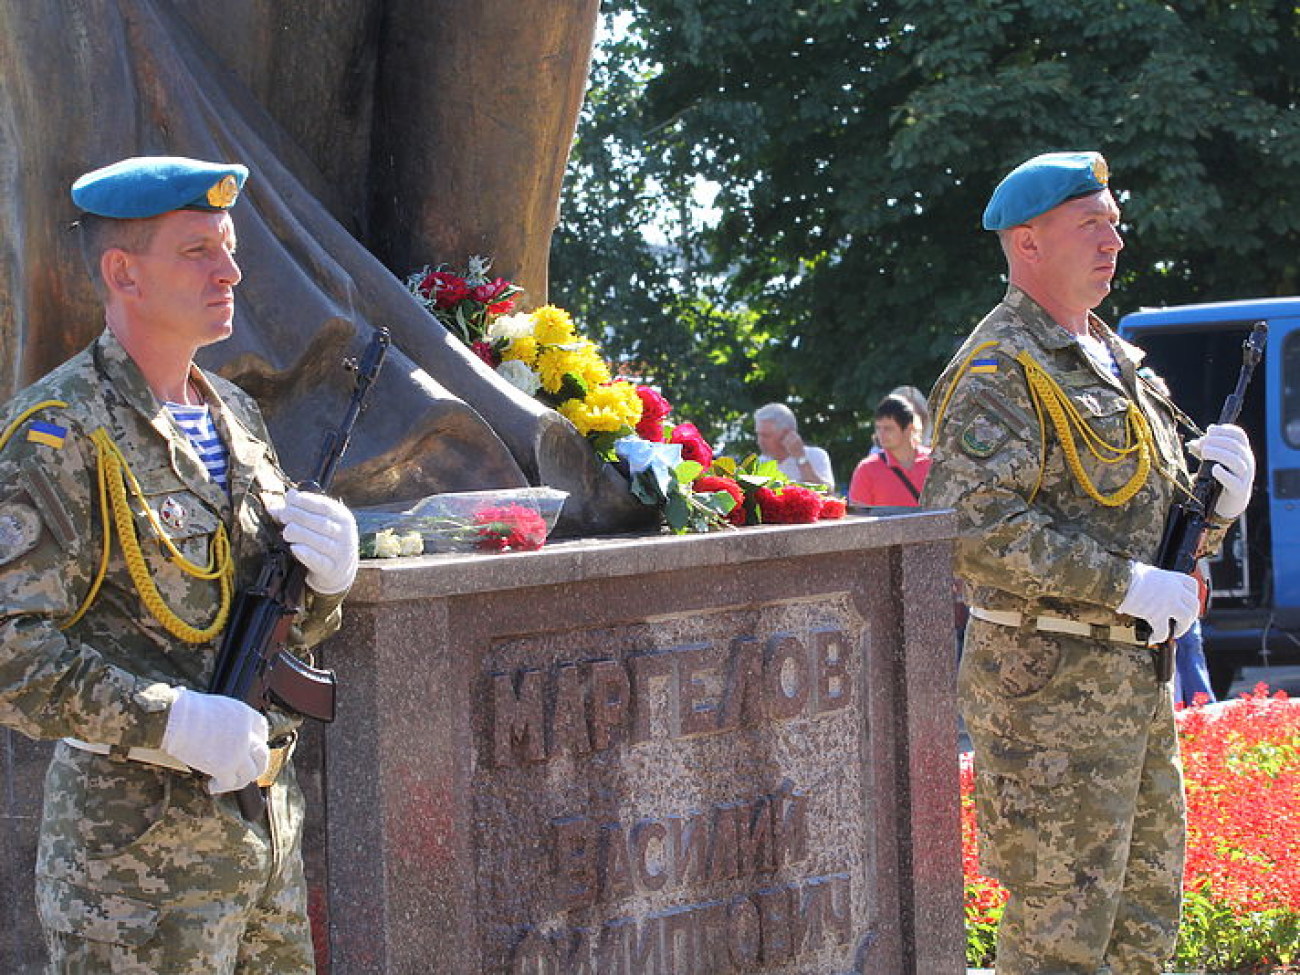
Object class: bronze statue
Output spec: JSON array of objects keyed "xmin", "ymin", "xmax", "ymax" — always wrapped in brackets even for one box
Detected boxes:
[{"xmin": 0, "ymin": 0, "xmax": 654, "ymax": 533}]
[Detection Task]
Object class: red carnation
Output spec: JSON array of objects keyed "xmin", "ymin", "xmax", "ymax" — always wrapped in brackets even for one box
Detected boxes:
[
  {"xmin": 472, "ymin": 277, "xmax": 510, "ymax": 303},
  {"xmin": 756, "ymin": 484, "xmax": 823, "ymax": 524},
  {"xmin": 473, "ymin": 504, "xmax": 548, "ymax": 551},
  {"xmin": 634, "ymin": 385, "xmax": 672, "ymax": 442},
  {"xmin": 694, "ymin": 474, "xmax": 747, "ymax": 526},
  {"xmin": 669, "ymin": 421, "xmax": 713, "ymax": 469},
  {"xmin": 487, "ymin": 297, "xmax": 517, "ymax": 317},
  {"xmin": 470, "ymin": 340, "xmax": 500, "ymax": 368},
  {"xmin": 819, "ymin": 496, "xmax": 847, "ymax": 520},
  {"xmin": 423, "ymin": 270, "xmax": 470, "ymax": 309}
]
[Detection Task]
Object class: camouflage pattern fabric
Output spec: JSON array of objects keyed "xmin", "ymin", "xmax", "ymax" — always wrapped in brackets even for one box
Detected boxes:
[
  {"xmin": 0, "ymin": 329, "xmax": 343, "ymax": 973},
  {"xmin": 923, "ymin": 287, "xmax": 1209, "ymax": 974}
]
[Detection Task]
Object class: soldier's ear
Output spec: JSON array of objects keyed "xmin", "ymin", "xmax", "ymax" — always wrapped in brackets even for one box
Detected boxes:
[
  {"xmin": 1007, "ymin": 225, "xmax": 1040, "ymax": 263},
  {"xmin": 101, "ymin": 248, "xmax": 138, "ymax": 296}
]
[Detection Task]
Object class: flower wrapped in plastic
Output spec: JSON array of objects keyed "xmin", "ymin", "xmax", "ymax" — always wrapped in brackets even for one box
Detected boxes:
[{"xmin": 355, "ymin": 488, "xmax": 567, "ymax": 557}]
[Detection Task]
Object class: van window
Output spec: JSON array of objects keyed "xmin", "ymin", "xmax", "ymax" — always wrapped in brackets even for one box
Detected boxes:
[{"xmin": 1286, "ymin": 330, "xmax": 1300, "ymax": 448}]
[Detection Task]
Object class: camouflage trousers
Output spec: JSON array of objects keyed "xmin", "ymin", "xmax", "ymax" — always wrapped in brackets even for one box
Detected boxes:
[
  {"xmin": 959, "ymin": 618, "xmax": 1185, "ymax": 975},
  {"xmin": 35, "ymin": 743, "xmax": 314, "ymax": 974}
]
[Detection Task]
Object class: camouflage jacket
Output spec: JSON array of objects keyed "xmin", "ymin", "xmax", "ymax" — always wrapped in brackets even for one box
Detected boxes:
[
  {"xmin": 0, "ymin": 329, "xmax": 343, "ymax": 749},
  {"xmin": 922, "ymin": 286, "xmax": 1224, "ymax": 626}
]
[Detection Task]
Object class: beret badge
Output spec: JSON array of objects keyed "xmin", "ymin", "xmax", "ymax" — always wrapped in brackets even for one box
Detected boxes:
[
  {"xmin": 206, "ymin": 174, "xmax": 241, "ymax": 209},
  {"xmin": 1091, "ymin": 154, "xmax": 1110, "ymax": 187}
]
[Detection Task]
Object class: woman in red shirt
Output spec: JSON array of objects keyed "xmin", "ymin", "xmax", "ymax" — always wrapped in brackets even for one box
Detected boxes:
[{"xmin": 848, "ymin": 394, "xmax": 932, "ymax": 507}]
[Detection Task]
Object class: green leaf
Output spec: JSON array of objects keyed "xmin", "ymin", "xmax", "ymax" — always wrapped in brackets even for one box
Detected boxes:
[{"xmin": 674, "ymin": 459, "xmax": 704, "ymax": 483}]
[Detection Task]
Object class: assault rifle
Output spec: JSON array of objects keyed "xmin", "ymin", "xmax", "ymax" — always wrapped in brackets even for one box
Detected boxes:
[
  {"xmin": 208, "ymin": 326, "xmax": 389, "ymax": 817},
  {"xmin": 1146, "ymin": 322, "xmax": 1266, "ymax": 681}
]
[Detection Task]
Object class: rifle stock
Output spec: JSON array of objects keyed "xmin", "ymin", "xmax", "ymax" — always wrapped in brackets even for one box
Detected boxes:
[
  {"xmin": 1145, "ymin": 322, "xmax": 1266, "ymax": 681},
  {"xmin": 209, "ymin": 327, "xmax": 389, "ymax": 817}
]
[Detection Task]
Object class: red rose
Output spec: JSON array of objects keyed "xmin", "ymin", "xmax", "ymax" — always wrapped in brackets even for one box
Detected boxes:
[
  {"xmin": 694, "ymin": 474, "xmax": 747, "ymax": 526},
  {"xmin": 471, "ymin": 340, "xmax": 500, "ymax": 368},
  {"xmin": 635, "ymin": 385, "xmax": 672, "ymax": 442},
  {"xmin": 669, "ymin": 421, "xmax": 713, "ymax": 469},
  {"xmin": 424, "ymin": 271, "xmax": 470, "ymax": 309},
  {"xmin": 819, "ymin": 496, "xmax": 847, "ymax": 520},
  {"xmin": 756, "ymin": 484, "xmax": 822, "ymax": 524}
]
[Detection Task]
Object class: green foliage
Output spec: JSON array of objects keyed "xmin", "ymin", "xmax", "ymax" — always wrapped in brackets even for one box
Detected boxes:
[
  {"xmin": 551, "ymin": 1, "xmax": 1300, "ymax": 477},
  {"xmin": 1176, "ymin": 882, "xmax": 1300, "ymax": 971}
]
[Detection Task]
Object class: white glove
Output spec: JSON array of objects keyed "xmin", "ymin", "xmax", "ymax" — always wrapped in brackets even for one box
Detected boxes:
[
  {"xmin": 1186, "ymin": 423, "xmax": 1255, "ymax": 521},
  {"xmin": 264, "ymin": 488, "xmax": 359, "ymax": 595},
  {"xmin": 161, "ymin": 688, "xmax": 270, "ymax": 794},
  {"xmin": 1117, "ymin": 561, "xmax": 1201, "ymax": 644}
]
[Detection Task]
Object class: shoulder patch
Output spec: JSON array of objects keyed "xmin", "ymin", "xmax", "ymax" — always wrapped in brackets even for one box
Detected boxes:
[
  {"xmin": 26, "ymin": 420, "xmax": 68, "ymax": 449},
  {"xmin": 959, "ymin": 413, "xmax": 1011, "ymax": 458},
  {"xmin": 0, "ymin": 501, "xmax": 43, "ymax": 565}
]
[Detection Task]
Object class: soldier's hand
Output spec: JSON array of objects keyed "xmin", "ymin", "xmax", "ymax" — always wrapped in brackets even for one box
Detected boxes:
[
  {"xmin": 264, "ymin": 488, "xmax": 360, "ymax": 595},
  {"xmin": 1117, "ymin": 562, "xmax": 1200, "ymax": 644},
  {"xmin": 1187, "ymin": 423, "xmax": 1255, "ymax": 522},
  {"xmin": 161, "ymin": 688, "xmax": 270, "ymax": 794}
]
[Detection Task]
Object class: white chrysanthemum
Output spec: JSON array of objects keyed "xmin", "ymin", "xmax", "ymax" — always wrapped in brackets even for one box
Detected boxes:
[
  {"xmin": 486, "ymin": 312, "xmax": 535, "ymax": 341},
  {"xmin": 398, "ymin": 532, "xmax": 425, "ymax": 556},
  {"xmin": 496, "ymin": 359, "xmax": 542, "ymax": 396}
]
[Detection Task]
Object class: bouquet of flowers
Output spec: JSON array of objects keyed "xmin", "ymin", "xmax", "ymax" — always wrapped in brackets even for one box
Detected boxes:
[
  {"xmin": 355, "ymin": 488, "xmax": 565, "ymax": 556},
  {"xmin": 474, "ymin": 304, "xmax": 645, "ymax": 455},
  {"xmin": 614, "ymin": 427, "xmax": 847, "ymax": 535},
  {"xmin": 405, "ymin": 256, "xmax": 524, "ymax": 346},
  {"xmin": 404, "ymin": 257, "xmax": 848, "ymax": 535}
]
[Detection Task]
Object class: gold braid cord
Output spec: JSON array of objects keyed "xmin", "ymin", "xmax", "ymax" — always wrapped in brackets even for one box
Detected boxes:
[
  {"xmin": 1015, "ymin": 352, "xmax": 1153, "ymax": 507},
  {"xmin": 63, "ymin": 428, "xmax": 233, "ymax": 642}
]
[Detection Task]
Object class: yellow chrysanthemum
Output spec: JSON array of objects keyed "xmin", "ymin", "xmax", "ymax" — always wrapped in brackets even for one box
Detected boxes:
[
  {"xmin": 500, "ymin": 334, "xmax": 538, "ymax": 365},
  {"xmin": 536, "ymin": 345, "xmax": 587, "ymax": 394},
  {"xmin": 558, "ymin": 384, "xmax": 641, "ymax": 435},
  {"xmin": 574, "ymin": 341, "xmax": 612, "ymax": 387},
  {"xmin": 583, "ymin": 381, "xmax": 643, "ymax": 429},
  {"xmin": 531, "ymin": 305, "xmax": 577, "ymax": 345}
]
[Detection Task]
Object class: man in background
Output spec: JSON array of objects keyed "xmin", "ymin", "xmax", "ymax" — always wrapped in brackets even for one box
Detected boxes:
[{"xmin": 754, "ymin": 402, "xmax": 835, "ymax": 489}]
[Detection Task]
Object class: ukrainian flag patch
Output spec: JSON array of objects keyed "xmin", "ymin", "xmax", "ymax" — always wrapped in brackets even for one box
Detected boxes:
[
  {"xmin": 969, "ymin": 358, "xmax": 999, "ymax": 375},
  {"xmin": 26, "ymin": 421, "xmax": 67, "ymax": 449}
]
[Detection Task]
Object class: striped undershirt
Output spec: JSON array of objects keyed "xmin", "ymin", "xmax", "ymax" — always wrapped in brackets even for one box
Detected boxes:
[{"xmin": 166, "ymin": 402, "xmax": 230, "ymax": 489}]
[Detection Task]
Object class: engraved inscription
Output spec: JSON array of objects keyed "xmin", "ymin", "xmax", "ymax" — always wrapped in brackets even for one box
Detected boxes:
[
  {"xmin": 510, "ymin": 873, "xmax": 853, "ymax": 974},
  {"xmin": 489, "ymin": 627, "xmax": 853, "ymax": 768},
  {"xmin": 549, "ymin": 783, "xmax": 808, "ymax": 911}
]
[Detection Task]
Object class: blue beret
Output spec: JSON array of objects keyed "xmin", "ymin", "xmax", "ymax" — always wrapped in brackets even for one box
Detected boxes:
[
  {"xmin": 71, "ymin": 156, "xmax": 248, "ymax": 219},
  {"xmin": 982, "ymin": 151, "xmax": 1110, "ymax": 231}
]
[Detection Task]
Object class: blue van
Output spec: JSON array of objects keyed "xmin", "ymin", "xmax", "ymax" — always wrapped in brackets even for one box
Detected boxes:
[{"xmin": 1119, "ymin": 298, "xmax": 1300, "ymax": 696}]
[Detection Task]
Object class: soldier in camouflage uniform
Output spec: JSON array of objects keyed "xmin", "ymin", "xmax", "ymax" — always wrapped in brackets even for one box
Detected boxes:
[
  {"xmin": 923, "ymin": 152, "xmax": 1255, "ymax": 974},
  {"xmin": 0, "ymin": 157, "xmax": 359, "ymax": 973}
]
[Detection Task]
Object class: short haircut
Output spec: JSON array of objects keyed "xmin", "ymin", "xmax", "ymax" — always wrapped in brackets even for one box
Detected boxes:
[
  {"xmin": 754, "ymin": 402, "xmax": 797, "ymax": 431},
  {"xmin": 874, "ymin": 394, "xmax": 914, "ymax": 429},
  {"xmin": 77, "ymin": 213, "xmax": 165, "ymax": 295}
]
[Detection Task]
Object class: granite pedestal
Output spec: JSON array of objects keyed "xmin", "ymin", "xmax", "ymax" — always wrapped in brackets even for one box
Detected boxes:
[{"xmin": 311, "ymin": 512, "xmax": 964, "ymax": 974}]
